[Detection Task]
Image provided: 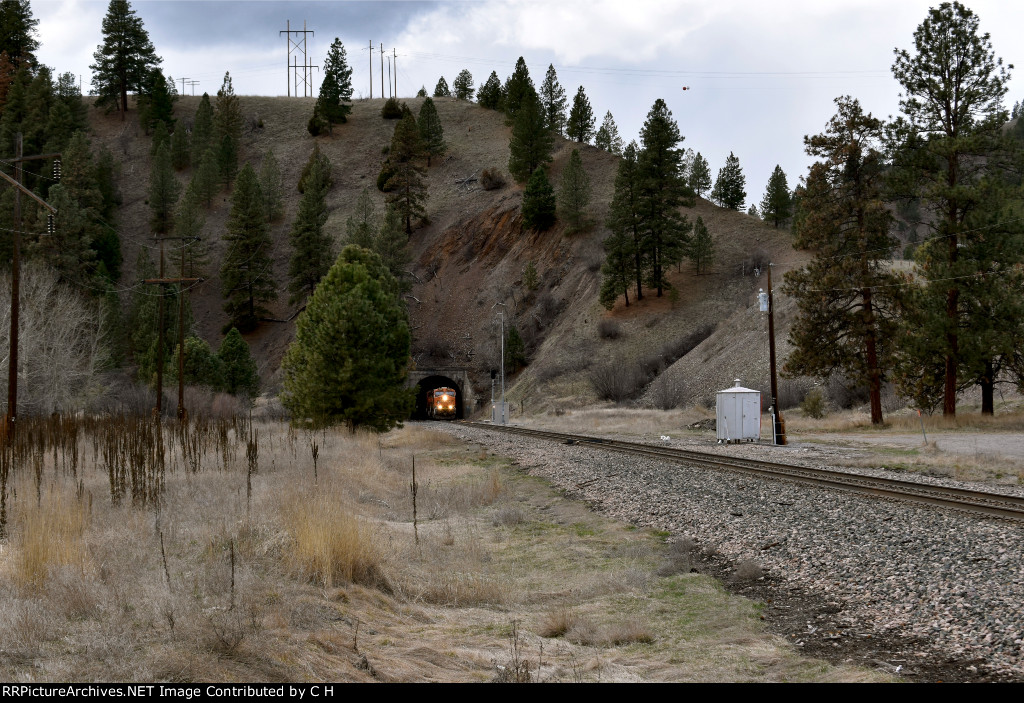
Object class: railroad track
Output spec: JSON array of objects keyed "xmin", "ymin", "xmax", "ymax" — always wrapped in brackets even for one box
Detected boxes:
[{"xmin": 461, "ymin": 421, "xmax": 1024, "ymax": 523}]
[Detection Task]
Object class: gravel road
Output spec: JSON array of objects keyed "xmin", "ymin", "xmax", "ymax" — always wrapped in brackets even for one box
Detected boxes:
[{"xmin": 443, "ymin": 423, "xmax": 1024, "ymax": 681}]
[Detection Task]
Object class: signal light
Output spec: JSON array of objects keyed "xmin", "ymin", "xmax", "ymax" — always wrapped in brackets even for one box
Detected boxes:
[{"xmin": 46, "ymin": 213, "xmax": 55, "ymax": 236}]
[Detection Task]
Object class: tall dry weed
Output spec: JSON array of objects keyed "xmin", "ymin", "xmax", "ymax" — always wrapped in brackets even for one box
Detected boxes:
[{"xmin": 13, "ymin": 485, "xmax": 90, "ymax": 588}]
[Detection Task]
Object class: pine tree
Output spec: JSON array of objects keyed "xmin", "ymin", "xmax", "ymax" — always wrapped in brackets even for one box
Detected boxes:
[
  {"xmin": 89, "ymin": 0, "xmax": 161, "ymax": 118},
  {"xmin": 507, "ymin": 89, "xmax": 552, "ymax": 183},
  {"xmin": 190, "ymin": 147, "xmax": 219, "ymax": 207},
  {"xmin": 258, "ymin": 149, "xmax": 283, "ymax": 222},
  {"xmin": 312, "ymin": 38, "xmax": 353, "ymax": 132},
  {"xmin": 688, "ymin": 152, "xmax": 712, "ymax": 197},
  {"xmin": 137, "ymin": 66, "xmax": 176, "ymax": 133},
  {"xmin": 558, "ymin": 148, "xmax": 590, "ymax": 233},
  {"xmin": 288, "ymin": 147, "xmax": 333, "ymax": 306},
  {"xmin": 221, "ymin": 163, "xmax": 275, "ymax": 332},
  {"xmin": 637, "ymin": 99, "xmax": 694, "ymax": 296},
  {"xmin": 385, "ymin": 111, "xmax": 426, "ymax": 234},
  {"xmin": 505, "ymin": 326, "xmax": 526, "ymax": 372},
  {"xmin": 170, "ymin": 336, "xmax": 224, "ymax": 391},
  {"xmin": 0, "ymin": 0, "xmax": 39, "ymax": 69},
  {"xmin": 783, "ymin": 97, "xmax": 902, "ymax": 425},
  {"xmin": 148, "ymin": 142, "xmax": 180, "ymax": 236},
  {"xmin": 452, "ymin": 69, "xmax": 475, "ymax": 100},
  {"xmin": 218, "ymin": 327, "xmax": 260, "ymax": 398},
  {"xmin": 760, "ymin": 164, "xmax": 792, "ymax": 228},
  {"xmin": 149, "ymin": 119, "xmax": 169, "ymax": 157},
  {"xmin": 170, "ymin": 121, "xmax": 190, "ymax": 170},
  {"xmin": 433, "ymin": 76, "xmax": 450, "ymax": 97},
  {"xmin": 416, "ymin": 86, "xmax": 427, "ymax": 98},
  {"xmin": 521, "ymin": 167, "xmax": 555, "ymax": 231},
  {"xmin": 599, "ymin": 225, "xmax": 634, "ymax": 309},
  {"xmin": 606, "ymin": 141, "xmax": 645, "ymax": 301},
  {"xmin": 477, "ymin": 70, "xmax": 503, "ymax": 110},
  {"xmin": 174, "ymin": 182, "xmax": 207, "ymax": 279},
  {"xmin": 687, "ymin": 216, "xmax": 715, "ymax": 274},
  {"xmin": 281, "ymin": 245, "xmax": 415, "ymax": 431},
  {"xmin": 539, "ymin": 64, "xmax": 567, "ymax": 136},
  {"xmin": 502, "ymin": 57, "xmax": 534, "ymax": 119},
  {"xmin": 711, "ymin": 152, "xmax": 746, "ymax": 210},
  {"xmin": 298, "ymin": 142, "xmax": 333, "ymax": 194},
  {"xmin": 566, "ymin": 86, "xmax": 595, "ymax": 144},
  {"xmin": 594, "ymin": 111, "xmax": 623, "ymax": 155},
  {"xmin": 889, "ymin": 1, "xmax": 1014, "ymax": 416},
  {"xmin": 214, "ymin": 72, "xmax": 242, "ymax": 186},
  {"xmin": 344, "ymin": 187, "xmax": 377, "ymax": 248},
  {"xmin": 374, "ymin": 205, "xmax": 411, "ymax": 292},
  {"xmin": 417, "ymin": 96, "xmax": 446, "ymax": 167},
  {"xmin": 190, "ymin": 92, "xmax": 213, "ymax": 163}
]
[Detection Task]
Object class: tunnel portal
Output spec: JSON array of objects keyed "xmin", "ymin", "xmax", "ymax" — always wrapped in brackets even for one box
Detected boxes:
[{"xmin": 414, "ymin": 375, "xmax": 465, "ymax": 420}]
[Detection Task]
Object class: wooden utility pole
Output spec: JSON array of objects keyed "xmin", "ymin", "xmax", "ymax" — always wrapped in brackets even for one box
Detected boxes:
[
  {"xmin": 144, "ymin": 235, "xmax": 199, "ymax": 419},
  {"xmin": 2, "ymin": 133, "xmax": 59, "ymax": 437},
  {"xmin": 387, "ymin": 56, "xmax": 391, "ymax": 98},
  {"xmin": 187, "ymin": 80, "xmax": 199, "ymax": 96},
  {"xmin": 368, "ymin": 40, "xmax": 373, "ymax": 99},
  {"xmin": 179, "ymin": 77, "xmax": 190, "ymax": 95},
  {"xmin": 767, "ymin": 264, "xmax": 786, "ymax": 445},
  {"xmin": 380, "ymin": 42, "xmax": 384, "ymax": 100},
  {"xmin": 393, "ymin": 48, "xmax": 397, "ymax": 97}
]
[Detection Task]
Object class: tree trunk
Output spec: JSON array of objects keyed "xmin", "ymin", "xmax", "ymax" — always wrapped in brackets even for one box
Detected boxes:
[
  {"xmin": 862, "ymin": 287, "xmax": 883, "ymax": 425},
  {"xmin": 981, "ymin": 359, "xmax": 994, "ymax": 415}
]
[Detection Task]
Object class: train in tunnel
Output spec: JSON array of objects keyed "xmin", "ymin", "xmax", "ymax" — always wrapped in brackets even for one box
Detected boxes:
[{"xmin": 426, "ymin": 386, "xmax": 457, "ymax": 420}]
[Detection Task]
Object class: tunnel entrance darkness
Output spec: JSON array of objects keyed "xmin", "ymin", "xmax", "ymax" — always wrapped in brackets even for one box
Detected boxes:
[{"xmin": 414, "ymin": 375, "xmax": 464, "ymax": 420}]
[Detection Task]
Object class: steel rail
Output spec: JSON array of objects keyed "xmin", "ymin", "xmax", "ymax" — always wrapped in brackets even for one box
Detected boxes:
[{"xmin": 461, "ymin": 422, "xmax": 1024, "ymax": 523}]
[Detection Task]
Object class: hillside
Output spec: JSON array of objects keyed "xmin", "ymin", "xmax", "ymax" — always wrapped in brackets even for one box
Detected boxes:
[{"xmin": 87, "ymin": 95, "xmax": 808, "ymax": 412}]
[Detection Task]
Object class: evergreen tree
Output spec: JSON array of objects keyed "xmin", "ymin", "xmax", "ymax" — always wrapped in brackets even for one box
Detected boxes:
[
  {"xmin": 507, "ymin": 89, "xmax": 552, "ymax": 183},
  {"xmin": 258, "ymin": 149, "xmax": 283, "ymax": 222},
  {"xmin": 170, "ymin": 336, "xmax": 225, "ymax": 391},
  {"xmin": 90, "ymin": 0, "xmax": 161, "ymax": 117},
  {"xmin": 760, "ymin": 164, "xmax": 792, "ymax": 228},
  {"xmin": 218, "ymin": 327, "xmax": 260, "ymax": 397},
  {"xmin": 452, "ymin": 69, "xmax": 475, "ymax": 100},
  {"xmin": 190, "ymin": 92, "xmax": 213, "ymax": 163},
  {"xmin": 783, "ymin": 97, "xmax": 902, "ymax": 425},
  {"xmin": 688, "ymin": 152, "xmax": 712, "ymax": 197},
  {"xmin": 594, "ymin": 110, "xmax": 623, "ymax": 155},
  {"xmin": 747, "ymin": 204, "xmax": 760, "ymax": 219},
  {"xmin": 137, "ymin": 66, "xmax": 176, "ymax": 133},
  {"xmin": 417, "ymin": 96, "xmax": 446, "ymax": 167},
  {"xmin": 505, "ymin": 326, "xmax": 526, "ymax": 372},
  {"xmin": 687, "ymin": 216, "xmax": 715, "ymax": 274},
  {"xmin": 566, "ymin": 86, "xmax": 595, "ymax": 144},
  {"xmin": 374, "ymin": 205, "xmax": 412, "ymax": 292},
  {"xmin": 169, "ymin": 121, "xmax": 190, "ymax": 170},
  {"xmin": 281, "ymin": 245, "xmax": 415, "ymax": 431},
  {"xmin": 637, "ymin": 99, "xmax": 694, "ymax": 296},
  {"xmin": 522, "ymin": 261, "xmax": 539, "ymax": 291},
  {"xmin": 384, "ymin": 111, "xmax": 427, "ymax": 234},
  {"xmin": 433, "ymin": 76, "xmax": 450, "ymax": 97},
  {"xmin": 539, "ymin": 64, "xmax": 567, "ymax": 136},
  {"xmin": 558, "ymin": 148, "xmax": 591, "ymax": 232},
  {"xmin": 298, "ymin": 142, "xmax": 332, "ymax": 193},
  {"xmin": 221, "ymin": 163, "xmax": 275, "ymax": 331},
  {"xmin": 314, "ymin": 38, "xmax": 353, "ymax": 129},
  {"xmin": 344, "ymin": 187, "xmax": 377, "ymax": 248},
  {"xmin": 190, "ymin": 146, "xmax": 219, "ymax": 207},
  {"xmin": 599, "ymin": 225, "xmax": 634, "ymax": 309},
  {"xmin": 174, "ymin": 182, "xmax": 207, "ymax": 279},
  {"xmin": 147, "ymin": 142, "xmax": 180, "ymax": 236},
  {"xmin": 521, "ymin": 167, "xmax": 556, "ymax": 231},
  {"xmin": 213, "ymin": 72, "xmax": 242, "ymax": 186},
  {"xmin": 0, "ymin": 0, "xmax": 39, "ymax": 69},
  {"xmin": 477, "ymin": 70, "xmax": 503, "ymax": 110},
  {"xmin": 502, "ymin": 57, "xmax": 534, "ymax": 119},
  {"xmin": 149, "ymin": 119, "xmax": 169, "ymax": 156},
  {"xmin": 711, "ymin": 152, "xmax": 746, "ymax": 210},
  {"xmin": 288, "ymin": 147, "xmax": 333, "ymax": 306},
  {"xmin": 889, "ymin": 1, "xmax": 1014, "ymax": 416},
  {"xmin": 128, "ymin": 250, "xmax": 171, "ymax": 382},
  {"xmin": 416, "ymin": 86, "xmax": 427, "ymax": 98},
  {"xmin": 606, "ymin": 141, "xmax": 645, "ymax": 301}
]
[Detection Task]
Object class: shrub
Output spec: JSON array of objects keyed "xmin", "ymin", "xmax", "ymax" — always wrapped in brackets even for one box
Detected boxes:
[
  {"xmin": 801, "ymin": 387, "xmax": 826, "ymax": 418},
  {"xmin": 650, "ymin": 374, "xmax": 685, "ymax": 410},
  {"xmin": 381, "ymin": 97, "xmax": 403, "ymax": 119},
  {"xmin": 480, "ymin": 168, "xmax": 505, "ymax": 191},
  {"xmin": 589, "ymin": 362, "xmax": 646, "ymax": 402},
  {"xmin": 597, "ymin": 319, "xmax": 621, "ymax": 340},
  {"xmin": 734, "ymin": 558, "xmax": 764, "ymax": 581}
]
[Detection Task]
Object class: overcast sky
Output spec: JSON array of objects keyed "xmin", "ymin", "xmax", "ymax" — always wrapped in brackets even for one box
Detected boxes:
[{"xmin": 30, "ymin": 0, "xmax": 1024, "ymax": 203}]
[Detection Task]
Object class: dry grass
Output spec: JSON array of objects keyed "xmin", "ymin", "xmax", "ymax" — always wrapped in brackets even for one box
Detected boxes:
[{"xmin": 12, "ymin": 484, "xmax": 91, "ymax": 588}]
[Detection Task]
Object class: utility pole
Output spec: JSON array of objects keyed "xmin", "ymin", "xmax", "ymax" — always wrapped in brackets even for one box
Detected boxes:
[
  {"xmin": 766, "ymin": 264, "xmax": 786, "ymax": 445},
  {"xmin": 144, "ymin": 236, "xmax": 200, "ymax": 418},
  {"xmin": 179, "ymin": 76, "xmax": 190, "ymax": 95},
  {"xmin": 393, "ymin": 48, "xmax": 397, "ymax": 97},
  {"xmin": 380, "ymin": 42, "xmax": 384, "ymax": 100},
  {"xmin": 367, "ymin": 40, "xmax": 373, "ymax": 99},
  {"xmin": 2, "ymin": 133, "xmax": 59, "ymax": 437},
  {"xmin": 387, "ymin": 56, "xmax": 391, "ymax": 98},
  {"xmin": 187, "ymin": 80, "xmax": 199, "ymax": 96},
  {"xmin": 280, "ymin": 20, "xmax": 315, "ymax": 97}
]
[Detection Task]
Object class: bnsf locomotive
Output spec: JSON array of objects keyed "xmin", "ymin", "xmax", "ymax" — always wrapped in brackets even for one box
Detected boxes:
[{"xmin": 427, "ymin": 387, "xmax": 457, "ymax": 420}]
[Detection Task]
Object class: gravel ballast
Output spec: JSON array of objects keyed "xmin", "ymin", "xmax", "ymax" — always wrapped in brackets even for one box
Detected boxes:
[{"xmin": 443, "ymin": 424, "xmax": 1024, "ymax": 681}]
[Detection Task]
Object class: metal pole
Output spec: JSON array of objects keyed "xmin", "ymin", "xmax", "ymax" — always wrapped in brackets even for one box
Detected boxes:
[
  {"xmin": 500, "ymin": 312, "xmax": 505, "ymax": 424},
  {"xmin": 767, "ymin": 264, "xmax": 786, "ymax": 445}
]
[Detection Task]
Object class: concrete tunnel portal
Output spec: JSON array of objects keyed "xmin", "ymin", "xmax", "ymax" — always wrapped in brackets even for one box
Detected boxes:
[{"xmin": 414, "ymin": 375, "xmax": 465, "ymax": 420}]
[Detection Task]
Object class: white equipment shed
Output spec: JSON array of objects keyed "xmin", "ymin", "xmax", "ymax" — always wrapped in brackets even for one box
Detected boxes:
[{"xmin": 716, "ymin": 380, "xmax": 761, "ymax": 443}]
